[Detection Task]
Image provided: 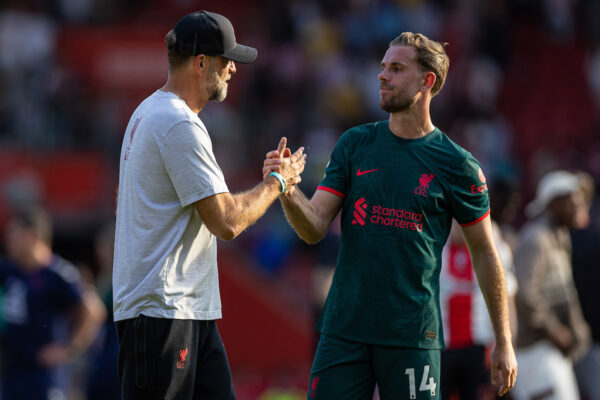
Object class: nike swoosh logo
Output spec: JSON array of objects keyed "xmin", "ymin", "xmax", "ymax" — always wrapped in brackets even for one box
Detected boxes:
[{"xmin": 356, "ymin": 168, "xmax": 379, "ymax": 176}]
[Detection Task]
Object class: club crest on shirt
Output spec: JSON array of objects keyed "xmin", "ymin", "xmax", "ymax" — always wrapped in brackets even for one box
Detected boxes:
[
  {"xmin": 415, "ymin": 173, "xmax": 435, "ymax": 197},
  {"xmin": 124, "ymin": 117, "xmax": 142, "ymax": 161}
]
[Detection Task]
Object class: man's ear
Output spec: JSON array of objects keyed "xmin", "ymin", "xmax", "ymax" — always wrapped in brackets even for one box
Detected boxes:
[
  {"xmin": 422, "ymin": 71, "xmax": 436, "ymax": 92},
  {"xmin": 193, "ymin": 54, "xmax": 206, "ymax": 75}
]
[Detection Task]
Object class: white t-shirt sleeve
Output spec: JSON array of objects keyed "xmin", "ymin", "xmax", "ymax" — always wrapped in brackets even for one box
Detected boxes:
[{"xmin": 159, "ymin": 120, "xmax": 229, "ymax": 207}]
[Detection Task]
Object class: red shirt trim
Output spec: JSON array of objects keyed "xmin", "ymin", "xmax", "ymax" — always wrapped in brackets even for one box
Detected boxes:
[
  {"xmin": 459, "ymin": 209, "xmax": 490, "ymax": 227},
  {"xmin": 317, "ymin": 186, "xmax": 346, "ymax": 198}
]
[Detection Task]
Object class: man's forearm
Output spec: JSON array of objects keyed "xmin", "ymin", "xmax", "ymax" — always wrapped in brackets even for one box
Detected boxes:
[
  {"xmin": 228, "ymin": 176, "xmax": 283, "ymax": 237},
  {"xmin": 473, "ymin": 250, "xmax": 513, "ymax": 345},
  {"xmin": 280, "ymin": 188, "xmax": 329, "ymax": 244}
]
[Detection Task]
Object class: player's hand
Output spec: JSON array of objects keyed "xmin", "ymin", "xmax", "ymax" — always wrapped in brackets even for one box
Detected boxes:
[
  {"xmin": 490, "ymin": 341, "xmax": 517, "ymax": 396},
  {"xmin": 263, "ymin": 137, "xmax": 290, "ymax": 177},
  {"xmin": 263, "ymin": 137, "xmax": 306, "ymax": 193}
]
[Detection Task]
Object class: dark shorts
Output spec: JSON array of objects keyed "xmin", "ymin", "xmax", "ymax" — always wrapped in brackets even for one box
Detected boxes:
[
  {"xmin": 308, "ymin": 334, "xmax": 440, "ymax": 400},
  {"xmin": 116, "ymin": 315, "xmax": 235, "ymax": 400}
]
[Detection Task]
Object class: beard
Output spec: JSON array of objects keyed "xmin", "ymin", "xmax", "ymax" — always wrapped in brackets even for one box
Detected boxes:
[
  {"xmin": 207, "ymin": 76, "xmax": 228, "ymax": 102},
  {"xmin": 206, "ymin": 63, "xmax": 228, "ymax": 102},
  {"xmin": 379, "ymin": 88, "xmax": 418, "ymax": 113}
]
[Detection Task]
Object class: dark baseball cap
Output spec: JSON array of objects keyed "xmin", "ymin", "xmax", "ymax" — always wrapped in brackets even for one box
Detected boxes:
[{"xmin": 169, "ymin": 10, "xmax": 257, "ymax": 63}]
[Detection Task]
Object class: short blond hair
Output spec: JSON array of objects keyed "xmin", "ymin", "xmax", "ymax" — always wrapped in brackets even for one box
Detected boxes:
[{"xmin": 389, "ymin": 32, "xmax": 449, "ymax": 96}]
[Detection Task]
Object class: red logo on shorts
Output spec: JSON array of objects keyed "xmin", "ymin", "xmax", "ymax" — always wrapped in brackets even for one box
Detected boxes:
[
  {"xmin": 176, "ymin": 348, "xmax": 189, "ymax": 369},
  {"xmin": 352, "ymin": 197, "xmax": 368, "ymax": 226},
  {"xmin": 310, "ymin": 376, "xmax": 320, "ymax": 398}
]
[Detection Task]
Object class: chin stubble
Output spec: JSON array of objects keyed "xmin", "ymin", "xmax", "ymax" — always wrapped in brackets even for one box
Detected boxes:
[{"xmin": 208, "ymin": 81, "xmax": 227, "ymax": 102}]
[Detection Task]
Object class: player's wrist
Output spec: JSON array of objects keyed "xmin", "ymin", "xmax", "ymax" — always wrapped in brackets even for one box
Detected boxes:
[
  {"xmin": 281, "ymin": 184, "xmax": 296, "ymax": 198},
  {"xmin": 494, "ymin": 332, "xmax": 513, "ymax": 348},
  {"xmin": 268, "ymin": 171, "xmax": 287, "ymax": 194}
]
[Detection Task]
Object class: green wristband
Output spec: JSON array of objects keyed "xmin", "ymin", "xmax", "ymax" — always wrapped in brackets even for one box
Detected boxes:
[{"xmin": 269, "ymin": 171, "xmax": 287, "ymax": 194}]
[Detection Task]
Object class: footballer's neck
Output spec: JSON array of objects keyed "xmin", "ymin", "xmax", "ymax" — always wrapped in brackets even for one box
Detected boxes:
[{"xmin": 388, "ymin": 101, "xmax": 435, "ymax": 140}]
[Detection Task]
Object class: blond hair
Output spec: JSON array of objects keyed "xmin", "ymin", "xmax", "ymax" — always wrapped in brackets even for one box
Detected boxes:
[{"xmin": 389, "ymin": 32, "xmax": 449, "ymax": 96}]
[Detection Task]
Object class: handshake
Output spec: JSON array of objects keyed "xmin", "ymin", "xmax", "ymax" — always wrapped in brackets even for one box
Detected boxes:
[{"xmin": 262, "ymin": 137, "xmax": 307, "ymax": 196}]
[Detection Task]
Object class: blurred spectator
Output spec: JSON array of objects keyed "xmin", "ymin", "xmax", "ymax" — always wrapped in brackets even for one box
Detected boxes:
[
  {"xmin": 85, "ymin": 222, "xmax": 120, "ymax": 400},
  {"xmin": 0, "ymin": 4, "xmax": 57, "ymax": 149},
  {"xmin": 439, "ymin": 220, "xmax": 518, "ymax": 400},
  {"xmin": 571, "ymin": 171, "xmax": 600, "ymax": 400},
  {"xmin": 0, "ymin": 207, "xmax": 106, "ymax": 400},
  {"xmin": 512, "ymin": 170, "xmax": 591, "ymax": 400},
  {"xmin": 448, "ymin": 56, "xmax": 516, "ymax": 182}
]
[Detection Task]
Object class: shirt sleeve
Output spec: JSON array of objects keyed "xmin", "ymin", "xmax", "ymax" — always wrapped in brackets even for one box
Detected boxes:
[
  {"xmin": 159, "ymin": 121, "xmax": 229, "ymax": 207},
  {"xmin": 447, "ymin": 154, "xmax": 490, "ymax": 226},
  {"xmin": 317, "ymin": 133, "xmax": 350, "ymax": 198}
]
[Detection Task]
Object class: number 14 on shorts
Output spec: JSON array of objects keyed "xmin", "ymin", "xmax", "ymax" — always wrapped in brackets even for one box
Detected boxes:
[{"xmin": 405, "ymin": 365, "xmax": 437, "ymax": 398}]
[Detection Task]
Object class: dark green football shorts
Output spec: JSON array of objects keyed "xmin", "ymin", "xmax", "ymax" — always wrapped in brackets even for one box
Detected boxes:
[{"xmin": 307, "ymin": 334, "xmax": 441, "ymax": 400}]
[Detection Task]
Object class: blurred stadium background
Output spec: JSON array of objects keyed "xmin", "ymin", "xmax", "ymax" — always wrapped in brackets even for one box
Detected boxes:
[{"xmin": 0, "ymin": 0, "xmax": 599, "ymax": 399}]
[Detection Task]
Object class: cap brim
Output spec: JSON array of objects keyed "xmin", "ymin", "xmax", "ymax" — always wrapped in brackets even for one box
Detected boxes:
[{"xmin": 222, "ymin": 44, "xmax": 257, "ymax": 63}]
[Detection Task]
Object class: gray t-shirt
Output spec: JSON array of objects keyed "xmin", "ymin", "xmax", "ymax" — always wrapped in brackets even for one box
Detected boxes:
[{"xmin": 113, "ymin": 90, "xmax": 229, "ymax": 322}]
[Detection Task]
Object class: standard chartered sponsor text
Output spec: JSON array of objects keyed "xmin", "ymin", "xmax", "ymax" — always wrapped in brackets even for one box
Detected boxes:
[{"xmin": 370, "ymin": 205, "xmax": 423, "ymax": 231}]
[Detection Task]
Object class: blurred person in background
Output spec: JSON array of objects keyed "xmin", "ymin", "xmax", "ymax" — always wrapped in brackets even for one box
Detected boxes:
[
  {"xmin": 112, "ymin": 10, "xmax": 306, "ymax": 400},
  {"xmin": 439, "ymin": 218, "xmax": 518, "ymax": 400},
  {"xmin": 85, "ymin": 222, "xmax": 120, "ymax": 400},
  {"xmin": 571, "ymin": 171, "xmax": 600, "ymax": 400},
  {"xmin": 265, "ymin": 32, "xmax": 517, "ymax": 399},
  {"xmin": 0, "ymin": 207, "xmax": 106, "ymax": 400},
  {"xmin": 512, "ymin": 170, "xmax": 591, "ymax": 400}
]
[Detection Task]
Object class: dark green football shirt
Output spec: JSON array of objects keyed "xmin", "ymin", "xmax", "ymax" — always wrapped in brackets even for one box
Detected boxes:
[{"xmin": 316, "ymin": 121, "xmax": 490, "ymax": 349}]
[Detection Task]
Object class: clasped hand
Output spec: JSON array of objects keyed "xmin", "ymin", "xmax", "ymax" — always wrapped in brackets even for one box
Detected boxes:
[{"xmin": 263, "ymin": 137, "xmax": 306, "ymax": 194}]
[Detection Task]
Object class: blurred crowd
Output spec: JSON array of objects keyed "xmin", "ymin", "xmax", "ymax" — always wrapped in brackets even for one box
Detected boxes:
[{"xmin": 0, "ymin": 0, "xmax": 599, "ymax": 399}]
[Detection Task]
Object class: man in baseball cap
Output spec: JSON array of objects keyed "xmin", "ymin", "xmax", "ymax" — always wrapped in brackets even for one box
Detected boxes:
[
  {"xmin": 113, "ymin": 10, "xmax": 306, "ymax": 400},
  {"xmin": 168, "ymin": 10, "xmax": 257, "ymax": 63},
  {"xmin": 513, "ymin": 170, "xmax": 591, "ymax": 399},
  {"xmin": 525, "ymin": 170, "xmax": 582, "ymax": 218}
]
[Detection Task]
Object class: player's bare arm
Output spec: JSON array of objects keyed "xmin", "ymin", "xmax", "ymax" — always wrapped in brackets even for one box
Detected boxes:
[
  {"xmin": 195, "ymin": 137, "xmax": 306, "ymax": 241},
  {"xmin": 262, "ymin": 143, "xmax": 343, "ymax": 244},
  {"xmin": 279, "ymin": 189, "xmax": 342, "ymax": 244},
  {"xmin": 461, "ymin": 215, "xmax": 518, "ymax": 396}
]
